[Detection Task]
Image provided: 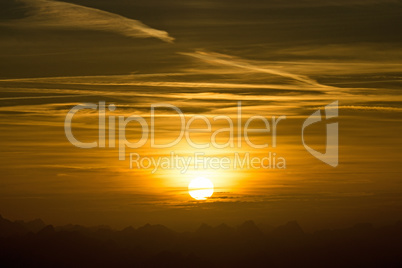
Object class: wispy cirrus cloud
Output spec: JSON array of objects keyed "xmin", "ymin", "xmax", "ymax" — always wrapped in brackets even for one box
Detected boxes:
[
  {"xmin": 180, "ymin": 51, "xmax": 327, "ymax": 88},
  {"xmin": 8, "ymin": 0, "xmax": 174, "ymax": 43}
]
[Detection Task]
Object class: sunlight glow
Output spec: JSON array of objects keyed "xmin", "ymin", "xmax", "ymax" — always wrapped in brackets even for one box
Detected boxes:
[{"xmin": 188, "ymin": 177, "xmax": 214, "ymax": 200}]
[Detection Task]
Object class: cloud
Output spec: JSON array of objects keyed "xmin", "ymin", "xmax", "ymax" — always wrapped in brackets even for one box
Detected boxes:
[
  {"xmin": 180, "ymin": 51, "xmax": 328, "ymax": 88},
  {"xmin": 10, "ymin": 0, "xmax": 174, "ymax": 43},
  {"xmin": 338, "ymin": 105, "xmax": 402, "ymax": 112},
  {"xmin": 215, "ymin": 0, "xmax": 401, "ymax": 8}
]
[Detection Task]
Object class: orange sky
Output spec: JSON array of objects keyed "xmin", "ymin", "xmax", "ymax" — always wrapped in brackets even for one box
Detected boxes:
[{"xmin": 0, "ymin": 0, "xmax": 401, "ymax": 231}]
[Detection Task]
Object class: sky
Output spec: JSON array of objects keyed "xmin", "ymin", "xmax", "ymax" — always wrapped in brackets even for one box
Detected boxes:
[{"xmin": 0, "ymin": 0, "xmax": 401, "ymax": 231}]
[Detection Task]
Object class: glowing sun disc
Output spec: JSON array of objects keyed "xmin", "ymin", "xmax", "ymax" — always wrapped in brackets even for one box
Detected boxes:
[{"xmin": 188, "ymin": 177, "xmax": 214, "ymax": 200}]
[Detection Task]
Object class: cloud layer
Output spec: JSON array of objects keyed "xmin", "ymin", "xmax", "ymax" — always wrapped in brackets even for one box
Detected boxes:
[{"xmin": 12, "ymin": 0, "xmax": 174, "ymax": 42}]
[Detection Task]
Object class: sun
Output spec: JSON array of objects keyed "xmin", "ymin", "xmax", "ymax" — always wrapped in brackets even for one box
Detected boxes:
[{"xmin": 188, "ymin": 177, "xmax": 214, "ymax": 200}]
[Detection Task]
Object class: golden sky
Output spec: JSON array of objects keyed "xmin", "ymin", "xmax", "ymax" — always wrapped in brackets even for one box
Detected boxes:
[{"xmin": 0, "ymin": 0, "xmax": 401, "ymax": 231}]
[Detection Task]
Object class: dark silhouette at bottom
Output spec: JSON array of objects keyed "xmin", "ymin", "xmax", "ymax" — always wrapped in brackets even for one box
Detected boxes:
[{"xmin": 0, "ymin": 215, "xmax": 401, "ymax": 267}]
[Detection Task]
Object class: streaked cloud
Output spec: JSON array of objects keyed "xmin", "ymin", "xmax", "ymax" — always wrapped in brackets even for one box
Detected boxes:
[
  {"xmin": 338, "ymin": 105, "xmax": 402, "ymax": 112},
  {"xmin": 181, "ymin": 51, "xmax": 327, "ymax": 88},
  {"xmin": 9, "ymin": 0, "xmax": 174, "ymax": 42}
]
